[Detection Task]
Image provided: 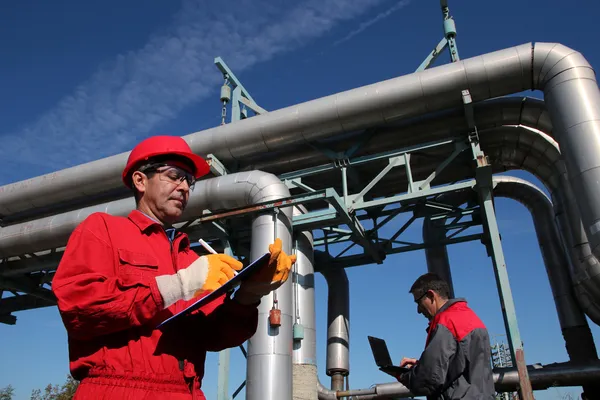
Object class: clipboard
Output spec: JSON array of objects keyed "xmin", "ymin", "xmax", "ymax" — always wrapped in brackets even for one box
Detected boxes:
[{"xmin": 157, "ymin": 252, "xmax": 271, "ymax": 328}]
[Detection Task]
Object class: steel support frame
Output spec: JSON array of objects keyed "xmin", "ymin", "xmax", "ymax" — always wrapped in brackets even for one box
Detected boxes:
[
  {"xmin": 464, "ymin": 87, "xmax": 533, "ymax": 398},
  {"xmin": 416, "ymin": 0, "xmax": 460, "ymax": 72},
  {"xmin": 214, "ymin": 57, "xmax": 267, "ymax": 123}
]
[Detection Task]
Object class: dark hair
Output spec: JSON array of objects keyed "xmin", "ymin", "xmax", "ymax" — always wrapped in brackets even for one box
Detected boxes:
[
  {"xmin": 409, "ymin": 272, "xmax": 451, "ymax": 300},
  {"xmin": 129, "ymin": 155, "xmax": 195, "ymax": 204}
]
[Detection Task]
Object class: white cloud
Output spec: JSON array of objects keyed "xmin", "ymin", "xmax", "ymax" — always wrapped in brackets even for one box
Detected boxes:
[
  {"xmin": 0, "ymin": 0, "xmax": 394, "ymax": 173},
  {"xmin": 334, "ymin": 0, "xmax": 412, "ymax": 46}
]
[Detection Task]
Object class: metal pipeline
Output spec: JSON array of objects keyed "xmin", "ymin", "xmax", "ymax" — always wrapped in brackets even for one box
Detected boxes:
[
  {"xmin": 317, "ymin": 362, "xmax": 600, "ymax": 399},
  {"xmin": 292, "ymin": 205, "xmax": 318, "ymax": 400},
  {"xmin": 4, "ymin": 43, "xmax": 600, "ymax": 268},
  {"xmin": 321, "ymin": 268, "xmax": 350, "ymax": 390}
]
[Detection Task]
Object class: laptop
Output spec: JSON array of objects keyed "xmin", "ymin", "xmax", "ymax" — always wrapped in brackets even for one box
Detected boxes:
[{"xmin": 368, "ymin": 336, "xmax": 411, "ymax": 377}]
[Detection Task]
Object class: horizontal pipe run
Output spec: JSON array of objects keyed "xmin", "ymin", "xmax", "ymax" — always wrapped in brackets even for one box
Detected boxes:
[{"xmin": 317, "ymin": 362, "xmax": 600, "ymax": 399}]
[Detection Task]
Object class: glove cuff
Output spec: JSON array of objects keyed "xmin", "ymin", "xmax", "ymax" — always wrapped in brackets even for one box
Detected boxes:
[
  {"xmin": 178, "ymin": 256, "xmax": 209, "ymax": 299},
  {"xmin": 155, "ymin": 274, "xmax": 184, "ymax": 308}
]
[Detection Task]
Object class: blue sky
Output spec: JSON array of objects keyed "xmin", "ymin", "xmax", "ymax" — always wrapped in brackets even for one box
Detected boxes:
[{"xmin": 0, "ymin": 0, "xmax": 598, "ymax": 399}]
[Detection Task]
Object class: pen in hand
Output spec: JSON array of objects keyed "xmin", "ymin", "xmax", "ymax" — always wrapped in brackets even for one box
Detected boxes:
[{"xmin": 198, "ymin": 238, "xmax": 238, "ymax": 276}]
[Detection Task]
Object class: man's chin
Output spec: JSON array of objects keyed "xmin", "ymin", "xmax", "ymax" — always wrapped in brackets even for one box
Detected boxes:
[{"xmin": 163, "ymin": 209, "xmax": 184, "ymax": 223}]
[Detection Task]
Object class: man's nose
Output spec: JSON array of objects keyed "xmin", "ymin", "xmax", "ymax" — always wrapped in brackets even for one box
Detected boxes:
[{"xmin": 177, "ymin": 179, "xmax": 191, "ymax": 192}]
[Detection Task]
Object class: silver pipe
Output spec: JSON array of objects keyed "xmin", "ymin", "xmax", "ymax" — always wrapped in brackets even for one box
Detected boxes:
[
  {"xmin": 2, "ymin": 43, "xmax": 597, "ymax": 241},
  {"xmin": 321, "ymin": 268, "xmax": 350, "ymax": 382},
  {"xmin": 292, "ymin": 205, "xmax": 318, "ymax": 400},
  {"xmin": 535, "ymin": 43, "xmax": 600, "ymax": 262},
  {"xmin": 0, "ymin": 96, "xmax": 546, "ymax": 256},
  {"xmin": 480, "ymin": 126, "xmax": 600, "ymax": 325},
  {"xmin": 0, "ymin": 171, "xmax": 289, "ymax": 258},
  {"xmin": 245, "ymin": 96, "xmax": 550, "ymax": 175},
  {"xmin": 491, "ymin": 176, "xmax": 588, "ymax": 330},
  {"xmin": 240, "ymin": 174, "xmax": 294, "ymax": 400},
  {"xmin": 346, "ymin": 362, "xmax": 600, "ymax": 399}
]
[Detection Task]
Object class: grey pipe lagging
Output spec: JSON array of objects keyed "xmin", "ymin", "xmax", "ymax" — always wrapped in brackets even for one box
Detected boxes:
[
  {"xmin": 338, "ymin": 362, "xmax": 600, "ymax": 399},
  {"xmin": 290, "ymin": 204, "xmax": 350, "ymax": 399},
  {"xmin": 292, "ymin": 205, "xmax": 318, "ymax": 400},
  {"xmin": 4, "ymin": 43, "xmax": 600, "ymax": 270},
  {"xmin": 316, "ymin": 267, "xmax": 351, "ymax": 400},
  {"xmin": 2, "ymin": 111, "xmax": 600, "ymax": 331},
  {"xmin": 479, "ymin": 127, "xmax": 600, "ymax": 325},
  {"xmin": 322, "ymin": 268, "xmax": 350, "ymax": 390}
]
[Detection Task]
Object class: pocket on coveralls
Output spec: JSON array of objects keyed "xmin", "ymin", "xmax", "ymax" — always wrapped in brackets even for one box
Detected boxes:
[{"xmin": 117, "ymin": 248, "xmax": 159, "ymax": 283}]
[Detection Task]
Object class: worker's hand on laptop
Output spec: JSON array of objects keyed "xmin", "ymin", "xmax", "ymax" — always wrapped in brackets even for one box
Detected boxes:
[
  {"xmin": 155, "ymin": 254, "xmax": 243, "ymax": 308},
  {"xmin": 234, "ymin": 238, "xmax": 297, "ymax": 305},
  {"xmin": 399, "ymin": 357, "xmax": 418, "ymax": 368}
]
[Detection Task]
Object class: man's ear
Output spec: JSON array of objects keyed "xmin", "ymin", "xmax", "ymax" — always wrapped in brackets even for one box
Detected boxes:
[{"xmin": 131, "ymin": 171, "xmax": 147, "ymax": 195}]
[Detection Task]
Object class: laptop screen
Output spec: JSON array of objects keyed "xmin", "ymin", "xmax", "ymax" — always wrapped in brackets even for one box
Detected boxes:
[{"xmin": 368, "ymin": 336, "xmax": 393, "ymax": 367}]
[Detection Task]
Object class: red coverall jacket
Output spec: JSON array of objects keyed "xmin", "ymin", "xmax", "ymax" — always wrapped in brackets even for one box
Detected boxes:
[{"xmin": 52, "ymin": 210, "xmax": 259, "ymax": 400}]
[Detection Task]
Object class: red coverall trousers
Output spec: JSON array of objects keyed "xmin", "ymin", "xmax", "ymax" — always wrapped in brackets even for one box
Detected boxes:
[{"xmin": 52, "ymin": 210, "xmax": 259, "ymax": 399}]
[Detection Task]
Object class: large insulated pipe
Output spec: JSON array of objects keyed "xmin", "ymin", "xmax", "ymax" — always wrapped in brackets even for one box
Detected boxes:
[
  {"xmin": 321, "ymin": 268, "xmax": 350, "ymax": 391},
  {"xmin": 4, "ymin": 44, "xmax": 600, "ymax": 260},
  {"xmin": 244, "ymin": 182, "xmax": 294, "ymax": 400},
  {"xmin": 343, "ymin": 362, "xmax": 600, "ymax": 399},
  {"xmin": 479, "ymin": 127, "xmax": 600, "ymax": 325},
  {"xmin": 243, "ymin": 96, "xmax": 551, "ymax": 175},
  {"xmin": 292, "ymin": 206, "xmax": 318, "ymax": 400}
]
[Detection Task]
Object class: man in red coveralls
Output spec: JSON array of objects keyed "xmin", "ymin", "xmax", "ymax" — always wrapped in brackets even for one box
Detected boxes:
[{"xmin": 52, "ymin": 135, "xmax": 296, "ymax": 400}]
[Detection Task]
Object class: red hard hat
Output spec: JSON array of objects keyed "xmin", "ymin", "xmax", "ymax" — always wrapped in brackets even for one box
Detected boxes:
[{"xmin": 122, "ymin": 135, "xmax": 210, "ymax": 188}]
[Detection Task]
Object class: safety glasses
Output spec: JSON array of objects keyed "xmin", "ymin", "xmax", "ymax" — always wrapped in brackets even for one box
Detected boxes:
[{"xmin": 140, "ymin": 163, "xmax": 196, "ymax": 189}]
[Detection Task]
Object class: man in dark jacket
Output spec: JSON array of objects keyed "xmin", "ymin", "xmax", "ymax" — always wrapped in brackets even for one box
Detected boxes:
[{"xmin": 397, "ymin": 273, "xmax": 494, "ymax": 399}]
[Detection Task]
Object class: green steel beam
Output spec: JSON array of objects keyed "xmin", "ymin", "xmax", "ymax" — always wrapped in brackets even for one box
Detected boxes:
[
  {"xmin": 214, "ymin": 57, "xmax": 259, "ymax": 105},
  {"xmin": 352, "ymin": 180, "xmax": 477, "ymax": 210},
  {"xmin": 0, "ymin": 314, "xmax": 16, "ymax": 325},
  {"xmin": 416, "ymin": 37, "xmax": 448, "ymax": 71},
  {"xmin": 327, "ymin": 189, "xmax": 382, "ymax": 263},
  {"xmin": 279, "ymin": 138, "xmax": 458, "ymax": 181},
  {"xmin": 384, "ymin": 215, "xmax": 417, "ymax": 250},
  {"xmin": 314, "ymin": 233, "xmax": 484, "ymax": 271},
  {"xmin": 475, "ymin": 166, "xmax": 534, "ymax": 400}
]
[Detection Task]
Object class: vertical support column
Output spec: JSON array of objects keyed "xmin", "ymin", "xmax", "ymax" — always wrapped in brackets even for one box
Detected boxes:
[
  {"xmin": 292, "ymin": 208, "xmax": 318, "ymax": 400},
  {"xmin": 321, "ymin": 268, "xmax": 350, "ymax": 391},
  {"xmin": 217, "ymin": 241, "xmax": 234, "ymax": 400},
  {"xmin": 475, "ymin": 166, "xmax": 534, "ymax": 400},
  {"xmin": 217, "ymin": 350, "xmax": 231, "ymax": 400},
  {"xmin": 231, "ymin": 86, "xmax": 242, "ymax": 123}
]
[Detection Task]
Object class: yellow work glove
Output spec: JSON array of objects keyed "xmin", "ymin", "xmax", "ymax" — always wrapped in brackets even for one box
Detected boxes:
[
  {"xmin": 234, "ymin": 238, "xmax": 297, "ymax": 305},
  {"xmin": 156, "ymin": 254, "xmax": 243, "ymax": 308}
]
